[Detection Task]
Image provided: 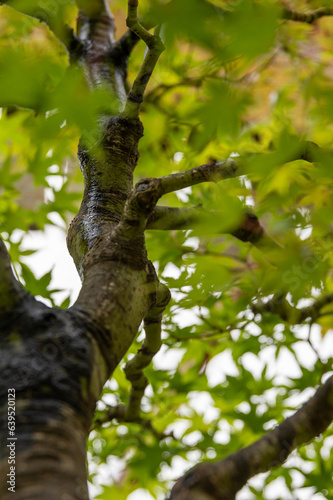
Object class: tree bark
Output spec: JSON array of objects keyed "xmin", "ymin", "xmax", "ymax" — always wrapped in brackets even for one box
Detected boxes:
[
  {"xmin": 0, "ymin": 296, "xmax": 96, "ymax": 499},
  {"xmin": 1, "ymin": 2, "xmax": 333, "ymax": 500},
  {"xmin": 0, "ymin": 2, "xmax": 158, "ymax": 498}
]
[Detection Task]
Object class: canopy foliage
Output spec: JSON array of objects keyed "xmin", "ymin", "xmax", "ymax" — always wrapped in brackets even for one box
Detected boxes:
[{"xmin": 0, "ymin": 0, "xmax": 333, "ymax": 499}]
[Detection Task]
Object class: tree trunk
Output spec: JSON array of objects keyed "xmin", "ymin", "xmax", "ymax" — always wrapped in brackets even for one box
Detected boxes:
[
  {"xmin": 1, "ymin": 2, "xmax": 333, "ymax": 499},
  {"xmin": 0, "ymin": 4, "xmax": 154, "ymax": 494}
]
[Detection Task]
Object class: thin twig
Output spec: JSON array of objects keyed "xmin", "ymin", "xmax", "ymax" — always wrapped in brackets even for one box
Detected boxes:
[
  {"xmin": 317, "ymin": 311, "xmax": 333, "ymax": 318},
  {"xmin": 282, "ymin": 7, "xmax": 333, "ymax": 24},
  {"xmin": 147, "ymin": 206, "xmax": 266, "ymax": 245},
  {"xmin": 124, "ymin": 282, "xmax": 170, "ymax": 420},
  {"xmin": 307, "ymin": 322, "xmax": 322, "ymax": 365},
  {"xmin": 92, "ymin": 404, "xmax": 173, "ymax": 440},
  {"xmin": 140, "ymin": 141, "xmax": 323, "ymax": 195},
  {"xmin": 251, "ymin": 292, "xmax": 333, "ymax": 325},
  {"xmin": 124, "ymin": 0, "xmax": 165, "ymax": 117},
  {"xmin": 112, "ymin": 16, "xmax": 156, "ymax": 59}
]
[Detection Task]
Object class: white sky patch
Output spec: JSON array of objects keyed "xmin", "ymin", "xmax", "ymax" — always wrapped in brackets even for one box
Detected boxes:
[
  {"xmin": 163, "ymin": 262, "xmax": 181, "ymax": 279},
  {"xmin": 127, "ymin": 490, "xmax": 155, "ymax": 500},
  {"xmin": 173, "ymin": 152, "xmax": 184, "ymax": 164},
  {"xmin": 188, "ymin": 391, "xmax": 220, "ymax": 423},
  {"xmin": 158, "ymin": 456, "xmax": 195, "ymax": 482},
  {"xmin": 239, "ymin": 175, "xmax": 252, "ymax": 190},
  {"xmin": 239, "ymin": 174, "xmax": 255, "ymax": 206},
  {"xmin": 46, "ymin": 174, "xmax": 66, "ymax": 191},
  {"xmin": 165, "ymin": 419, "xmax": 192, "ymax": 440},
  {"xmin": 293, "ymin": 323, "xmax": 333, "ymax": 360},
  {"xmin": 48, "ymin": 164, "xmax": 60, "ymax": 173},
  {"xmin": 322, "ymin": 370, "xmax": 333, "ymax": 383},
  {"xmin": 289, "ymin": 469, "xmax": 305, "ymax": 489},
  {"xmin": 9, "ymin": 229, "xmax": 25, "ymax": 244},
  {"xmin": 48, "ymin": 211, "xmax": 67, "ymax": 228},
  {"xmin": 44, "ymin": 188, "xmax": 55, "ymax": 203},
  {"xmin": 185, "ymin": 236, "xmax": 199, "ymax": 250},
  {"xmin": 171, "ymin": 306, "xmax": 207, "ymax": 328},
  {"xmin": 206, "ymin": 349, "xmax": 239, "ymax": 386},
  {"xmin": 19, "ymin": 224, "xmax": 81, "ymax": 306},
  {"xmin": 213, "ymin": 430, "xmax": 230, "ymax": 445},
  {"xmin": 237, "ymin": 473, "xmax": 269, "ymax": 500},
  {"xmin": 293, "ymin": 340, "xmax": 317, "ymax": 369},
  {"xmin": 182, "ymin": 431, "xmax": 203, "ymax": 447},
  {"xmin": 102, "ymin": 392, "xmax": 118, "ymax": 407},
  {"xmin": 244, "ymin": 195, "xmax": 255, "ymax": 207},
  {"xmin": 321, "ymin": 436, "xmax": 333, "ymax": 460},
  {"xmin": 265, "ymin": 477, "xmax": 295, "ymax": 499},
  {"xmin": 296, "ymin": 225, "xmax": 313, "ymax": 240},
  {"xmin": 43, "ymin": 175, "xmax": 65, "ymax": 203},
  {"xmin": 235, "ymin": 401, "xmax": 251, "ymax": 414},
  {"xmin": 176, "ymin": 186, "xmax": 192, "ymax": 203},
  {"xmin": 258, "ymin": 346, "xmax": 303, "ymax": 380},
  {"xmin": 296, "ymin": 297, "xmax": 314, "ymax": 308},
  {"xmin": 153, "ymin": 345, "xmax": 185, "ymax": 371},
  {"xmin": 241, "ymin": 350, "xmax": 266, "ymax": 379}
]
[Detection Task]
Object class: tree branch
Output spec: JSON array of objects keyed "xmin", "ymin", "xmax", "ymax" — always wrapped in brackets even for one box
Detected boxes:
[
  {"xmin": 116, "ymin": 161, "xmax": 240, "ymax": 240},
  {"xmin": 298, "ymin": 293, "xmax": 333, "ymax": 322},
  {"xmin": 93, "ymin": 403, "xmax": 172, "ymax": 440},
  {"xmin": 117, "ymin": 160, "xmax": 241, "ymax": 237},
  {"xmin": 159, "ymin": 160, "xmax": 240, "ymax": 194},
  {"xmin": 110, "ymin": 16, "xmax": 156, "ymax": 61},
  {"xmin": 147, "ymin": 206, "xmax": 266, "ymax": 245},
  {"xmin": 282, "ymin": 7, "xmax": 333, "ymax": 24},
  {"xmin": 170, "ymin": 375, "xmax": 333, "ymax": 500},
  {"xmin": 146, "ymin": 160, "xmax": 241, "ymax": 196},
  {"xmin": 129, "ymin": 141, "xmax": 328, "ymax": 217},
  {"xmin": 251, "ymin": 292, "xmax": 333, "ymax": 324},
  {"xmin": 124, "ymin": 282, "xmax": 170, "ymax": 420},
  {"xmin": 124, "ymin": 0, "xmax": 165, "ymax": 117},
  {"xmin": 251, "ymin": 292, "xmax": 291, "ymax": 321},
  {"xmin": 146, "ymin": 77, "xmax": 206, "ymax": 103},
  {"xmin": 117, "ymin": 161, "xmax": 275, "ymax": 246}
]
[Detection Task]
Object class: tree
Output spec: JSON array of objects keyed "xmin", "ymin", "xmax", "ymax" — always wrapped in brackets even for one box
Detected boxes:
[{"xmin": 0, "ymin": 0, "xmax": 332, "ymax": 499}]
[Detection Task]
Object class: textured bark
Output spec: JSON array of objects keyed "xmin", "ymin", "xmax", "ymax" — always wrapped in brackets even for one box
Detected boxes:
[
  {"xmin": 0, "ymin": 296, "xmax": 98, "ymax": 499},
  {"xmin": 0, "ymin": 2, "xmax": 158, "ymax": 499},
  {"xmin": 1, "ymin": 3, "xmax": 333, "ymax": 500}
]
